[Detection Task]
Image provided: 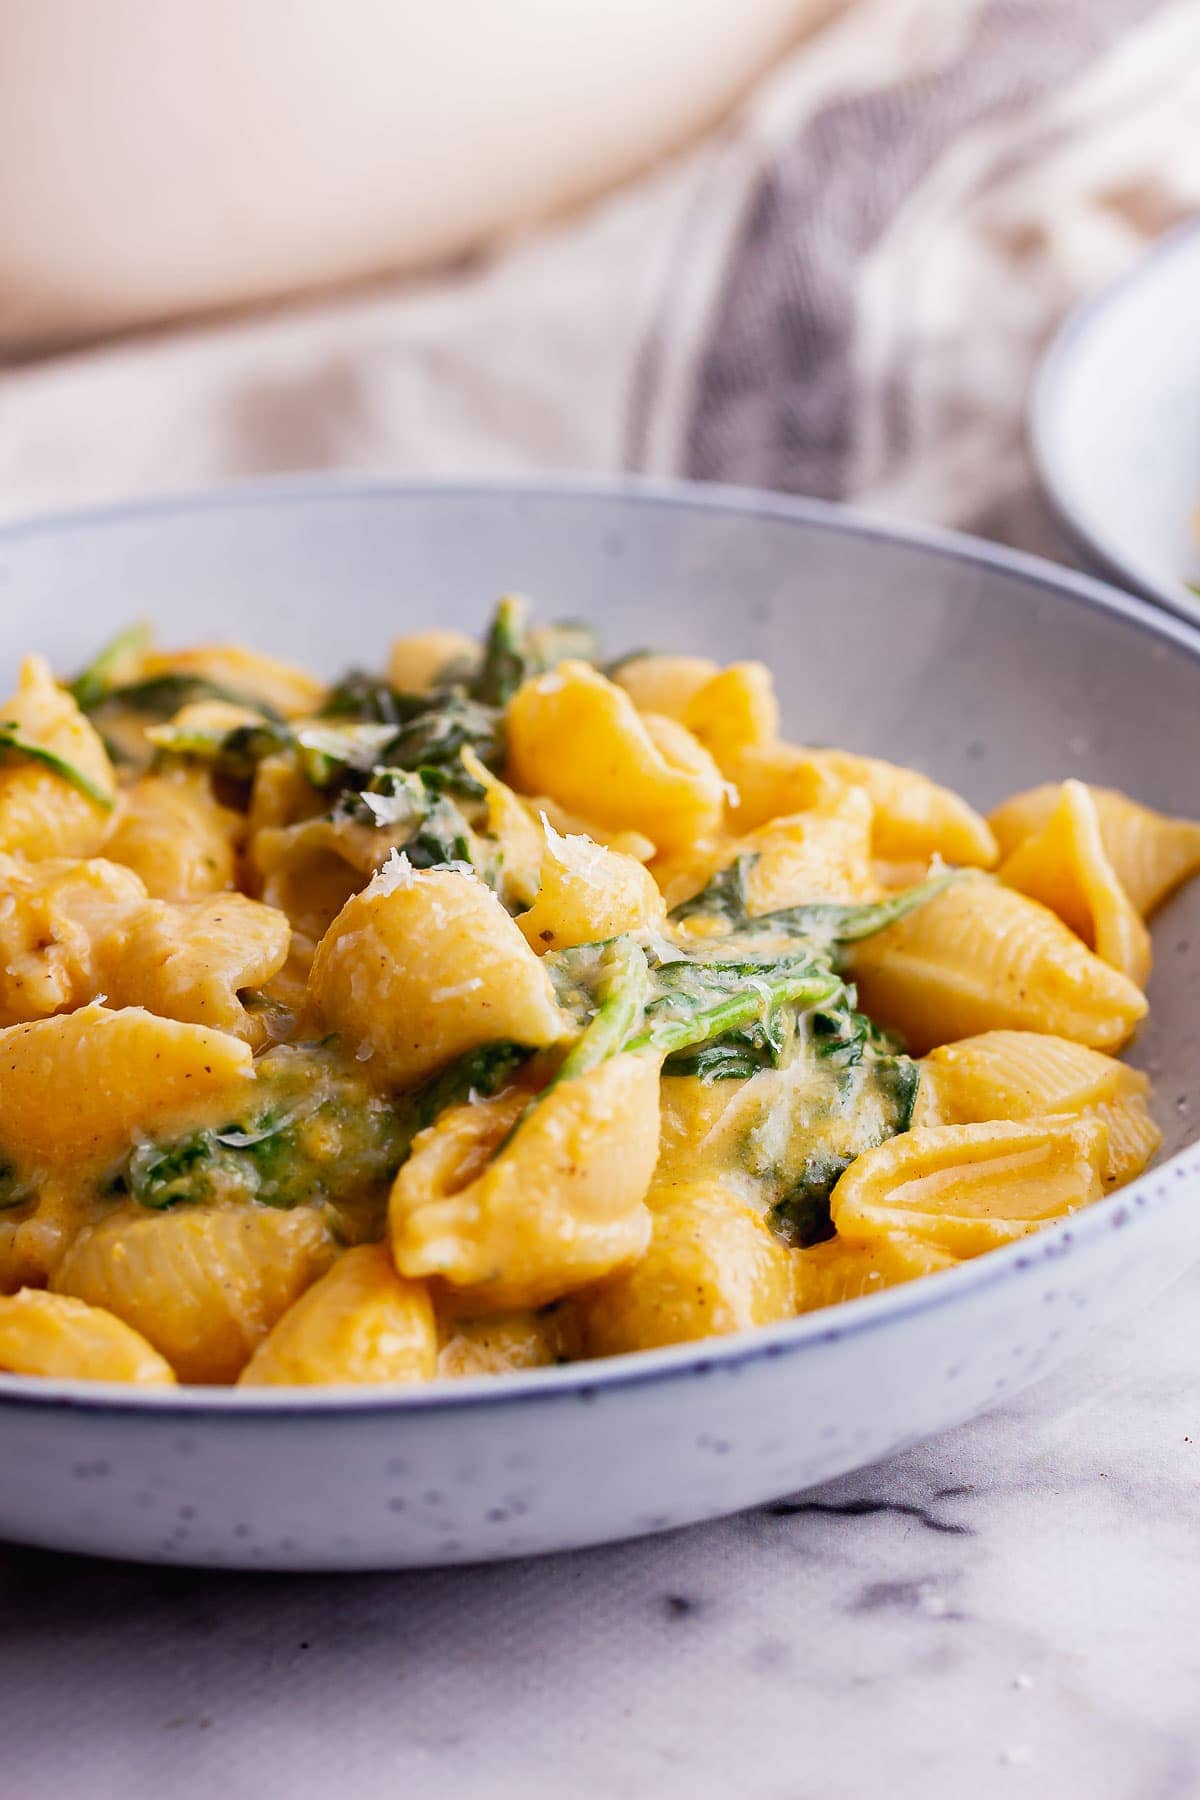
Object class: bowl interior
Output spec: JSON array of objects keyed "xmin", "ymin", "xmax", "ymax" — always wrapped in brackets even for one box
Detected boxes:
[{"xmin": 3, "ymin": 477, "xmax": 1198, "ymax": 1175}]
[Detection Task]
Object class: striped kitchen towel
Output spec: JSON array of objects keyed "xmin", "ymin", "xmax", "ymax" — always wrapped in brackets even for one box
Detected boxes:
[{"xmin": 2, "ymin": 0, "xmax": 1199, "ymax": 559}]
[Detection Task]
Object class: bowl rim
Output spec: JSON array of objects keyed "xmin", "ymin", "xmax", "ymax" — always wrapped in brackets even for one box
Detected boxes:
[
  {"xmin": 1029, "ymin": 212, "xmax": 1200, "ymax": 620},
  {"xmin": 1, "ymin": 470, "xmax": 1198, "ymax": 1419}
]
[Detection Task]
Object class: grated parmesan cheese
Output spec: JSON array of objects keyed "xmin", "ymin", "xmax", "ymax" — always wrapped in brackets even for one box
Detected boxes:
[
  {"xmin": 366, "ymin": 849, "xmax": 418, "ymax": 896},
  {"xmin": 539, "ymin": 811, "xmax": 608, "ymax": 887},
  {"xmin": 429, "ymin": 978, "xmax": 485, "ymax": 1004},
  {"xmin": 360, "ymin": 791, "xmax": 413, "ymax": 826},
  {"xmin": 365, "ymin": 849, "xmax": 480, "ymax": 898}
]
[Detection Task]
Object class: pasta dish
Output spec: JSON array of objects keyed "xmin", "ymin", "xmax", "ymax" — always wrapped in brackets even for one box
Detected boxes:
[{"xmin": 0, "ymin": 600, "xmax": 1195, "ymax": 1386}]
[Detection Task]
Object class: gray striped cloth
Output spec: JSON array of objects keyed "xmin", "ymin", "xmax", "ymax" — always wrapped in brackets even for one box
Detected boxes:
[{"xmin": 3, "ymin": 0, "xmax": 1199, "ymax": 560}]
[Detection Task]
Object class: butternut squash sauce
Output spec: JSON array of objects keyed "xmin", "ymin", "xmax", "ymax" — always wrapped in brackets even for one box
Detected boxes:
[{"xmin": 0, "ymin": 600, "xmax": 1189, "ymax": 1383}]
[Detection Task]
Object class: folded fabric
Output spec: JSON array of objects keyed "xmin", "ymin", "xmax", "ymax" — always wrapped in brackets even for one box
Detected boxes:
[{"xmin": 2, "ymin": 0, "xmax": 1198, "ymax": 561}]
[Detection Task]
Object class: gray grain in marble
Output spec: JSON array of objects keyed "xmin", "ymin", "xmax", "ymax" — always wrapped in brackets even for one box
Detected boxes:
[{"xmin": 2, "ymin": 1264, "xmax": 1198, "ymax": 1800}]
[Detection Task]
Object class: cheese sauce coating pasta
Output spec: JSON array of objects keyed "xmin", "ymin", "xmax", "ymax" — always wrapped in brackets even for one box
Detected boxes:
[{"xmin": 0, "ymin": 599, "xmax": 1192, "ymax": 1384}]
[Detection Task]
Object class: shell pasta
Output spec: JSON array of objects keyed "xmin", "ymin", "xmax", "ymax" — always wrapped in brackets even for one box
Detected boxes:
[{"xmin": 0, "ymin": 599, "xmax": 1192, "ymax": 1385}]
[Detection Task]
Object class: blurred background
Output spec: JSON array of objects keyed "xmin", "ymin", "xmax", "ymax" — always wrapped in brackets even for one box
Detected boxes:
[{"xmin": 2, "ymin": 0, "xmax": 1199, "ymax": 553}]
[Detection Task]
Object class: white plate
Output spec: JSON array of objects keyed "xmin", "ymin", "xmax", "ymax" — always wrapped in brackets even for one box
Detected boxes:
[
  {"xmin": 1, "ymin": 475, "xmax": 1198, "ymax": 1571},
  {"xmin": 1032, "ymin": 217, "xmax": 1200, "ymax": 617}
]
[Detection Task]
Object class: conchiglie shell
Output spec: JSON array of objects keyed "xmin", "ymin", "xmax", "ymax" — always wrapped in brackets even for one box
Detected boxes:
[
  {"xmin": 646, "ymin": 836, "xmax": 731, "ymax": 914},
  {"xmin": 640, "ymin": 713, "xmax": 728, "ymax": 844},
  {"xmin": 1090, "ymin": 1094, "xmax": 1163, "ymax": 1191},
  {"xmin": 147, "ymin": 697, "xmax": 266, "ymax": 750},
  {"xmin": 915, "ymin": 1029, "xmax": 1161, "ymax": 1187},
  {"xmin": 254, "ymin": 826, "xmax": 364, "ymax": 968},
  {"xmin": 794, "ymin": 1234, "xmax": 958, "ymax": 1314},
  {"xmin": 387, "ymin": 629, "xmax": 480, "ymax": 694},
  {"xmin": 104, "ymin": 770, "xmax": 241, "ymax": 902},
  {"xmin": 0, "ymin": 1287, "xmax": 176, "ymax": 1384},
  {"xmin": 682, "ymin": 662, "xmax": 780, "ymax": 765},
  {"xmin": 652, "ymin": 788, "xmax": 878, "ymax": 914},
  {"xmin": 990, "ymin": 781, "xmax": 1200, "ymax": 918},
  {"xmin": 613, "ymin": 654, "xmax": 718, "ymax": 719},
  {"xmin": 874, "ymin": 856, "xmax": 936, "ymax": 892},
  {"xmin": 460, "ymin": 746, "xmax": 544, "ymax": 912},
  {"xmin": 520, "ymin": 796, "xmax": 655, "ymax": 866},
  {"xmin": 0, "ymin": 655, "xmax": 116, "ymax": 860},
  {"xmin": 436, "ymin": 1307, "xmax": 566, "ymax": 1377},
  {"xmin": 1085, "ymin": 789, "xmax": 1200, "ymax": 917},
  {"xmin": 247, "ymin": 750, "xmax": 320, "ymax": 837},
  {"xmin": 830, "ymin": 1117, "xmax": 1109, "ymax": 1257},
  {"xmin": 575, "ymin": 1176, "xmax": 796, "ymax": 1356},
  {"xmin": 310, "ymin": 865, "xmax": 565, "ymax": 1089},
  {"xmin": 812, "ymin": 750, "xmax": 998, "ymax": 868},
  {"xmin": 0, "ymin": 1004, "xmax": 252, "ymax": 1176},
  {"xmin": 0, "ymin": 860, "xmax": 289, "ymax": 1043},
  {"xmin": 238, "ymin": 1244, "xmax": 437, "ymax": 1387},
  {"xmin": 99, "ymin": 892, "xmax": 291, "ymax": 1042},
  {"xmin": 849, "ymin": 876, "xmax": 1147, "ymax": 1054},
  {"xmin": 739, "ymin": 788, "xmax": 878, "ymax": 912},
  {"xmin": 721, "ymin": 742, "xmax": 851, "ymax": 833},
  {"xmin": 53, "ymin": 1206, "xmax": 336, "ymax": 1384},
  {"xmin": 998, "ymin": 780, "xmax": 1150, "ymax": 986},
  {"xmin": 989, "ymin": 784, "xmax": 1067, "ymax": 858},
  {"xmin": 505, "ymin": 661, "xmax": 724, "ymax": 854},
  {"xmin": 0, "ymin": 854, "xmax": 147, "ymax": 1026},
  {"xmin": 0, "ymin": 1202, "xmax": 74, "ymax": 1295},
  {"xmin": 917, "ymin": 1029, "xmax": 1136, "ymax": 1118},
  {"xmin": 516, "ymin": 820, "xmax": 665, "ymax": 953},
  {"xmin": 141, "ymin": 644, "xmax": 324, "ymax": 718},
  {"xmin": 390, "ymin": 1052, "xmax": 659, "ymax": 1311}
]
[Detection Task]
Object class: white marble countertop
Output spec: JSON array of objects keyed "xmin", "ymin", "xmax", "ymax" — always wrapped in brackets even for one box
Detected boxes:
[{"xmin": 2, "ymin": 1261, "xmax": 1197, "ymax": 1800}]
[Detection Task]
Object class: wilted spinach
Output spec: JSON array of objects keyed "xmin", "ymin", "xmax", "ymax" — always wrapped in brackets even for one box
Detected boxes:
[{"xmin": 114, "ymin": 1038, "xmax": 535, "ymax": 1213}]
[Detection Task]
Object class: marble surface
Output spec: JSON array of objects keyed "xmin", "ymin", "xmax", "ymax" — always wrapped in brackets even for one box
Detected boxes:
[{"xmin": 2, "ymin": 1262, "xmax": 1197, "ymax": 1800}]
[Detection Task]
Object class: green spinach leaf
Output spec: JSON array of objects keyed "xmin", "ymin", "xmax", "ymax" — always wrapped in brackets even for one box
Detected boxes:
[
  {"xmin": 0, "ymin": 723, "xmax": 113, "ymax": 810},
  {"xmin": 68, "ymin": 622, "xmax": 153, "ymax": 710}
]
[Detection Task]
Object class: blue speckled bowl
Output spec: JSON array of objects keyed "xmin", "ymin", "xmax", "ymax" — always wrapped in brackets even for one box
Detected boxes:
[{"xmin": 1, "ymin": 477, "xmax": 1197, "ymax": 1571}]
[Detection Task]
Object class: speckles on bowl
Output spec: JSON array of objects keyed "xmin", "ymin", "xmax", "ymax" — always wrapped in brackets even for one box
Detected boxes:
[
  {"xmin": 71, "ymin": 1459, "xmax": 111, "ymax": 1480},
  {"xmin": 662, "ymin": 1593, "xmax": 703, "ymax": 1620}
]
